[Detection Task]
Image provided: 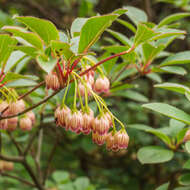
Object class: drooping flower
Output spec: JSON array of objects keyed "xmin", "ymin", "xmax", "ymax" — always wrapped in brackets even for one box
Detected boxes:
[
  {"xmin": 7, "ymin": 117, "xmax": 18, "ymax": 131},
  {"xmin": 55, "ymin": 105, "xmax": 70, "ymax": 127},
  {"xmin": 93, "ymin": 114, "xmax": 110, "ymax": 136},
  {"xmin": 92, "ymin": 132, "xmax": 106, "ymax": 146},
  {"xmin": 81, "ymin": 109, "xmax": 94, "ymax": 135},
  {"xmin": 45, "ymin": 72, "xmax": 60, "ymax": 91},
  {"xmin": 26, "ymin": 111, "xmax": 35, "ymax": 125},
  {"xmin": 0, "ymin": 119, "xmax": 8, "ymax": 130},
  {"xmin": 106, "ymin": 131, "xmax": 118, "ymax": 152},
  {"xmin": 19, "ymin": 117, "xmax": 32, "ymax": 131},
  {"xmin": 94, "ymin": 76, "xmax": 110, "ymax": 93},
  {"xmin": 114, "ymin": 129, "xmax": 129, "ymax": 149}
]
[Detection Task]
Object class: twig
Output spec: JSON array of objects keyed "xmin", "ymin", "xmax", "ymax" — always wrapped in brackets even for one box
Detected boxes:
[
  {"xmin": 0, "ymin": 154, "xmax": 23, "ymax": 162},
  {"xmin": 0, "ymin": 89, "xmax": 61, "ymax": 120},
  {"xmin": 1, "ymin": 81, "xmax": 45, "ymax": 115},
  {"xmin": 1, "ymin": 172, "xmax": 35, "ymax": 187},
  {"xmin": 22, "ymin": 159, "xmax": 45, "ymax": 190},
  {"xmin": 8, "ymin": 132, "xmax": 23, "ymax": 155},
  {"xmin": 23, "ymin": 125, "xmax": 44, "ymax": 156},
  {"xmin": 43, "ymin": 139, "xmax": 58, "ymax": 184}
]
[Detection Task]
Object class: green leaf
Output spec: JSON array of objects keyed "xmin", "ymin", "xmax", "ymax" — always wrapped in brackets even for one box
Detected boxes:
[
  {"xmin": 110, "ymin": 84, "xmax": 137, "ymax": 93},
  {"xmin": 177, "ymin": 128, "xmax": 188, "ymax": 144},
  {"xmin": 137, "ymin": 146, "xmax": 174, "ymax": 164},
  {"xmin": 185, "ymin": 91, "xmax": 190, "ymax": 102},
  {"xmin": 142, "ymin": 43, "xmax": 165, "ymax": 62},
  {"xmin": 37, "ymin": 55, "xmax": 57, "ymax": 73},
  {"xmin": 52, "ymin": 171, "xmax": 70, "ymax": 184},
  {"xmin": 16, "ymin": 16, "xmax": 59, "ymax": 45},
  {"xmin": 134, "ymin": 23, "xmax": 158, "ymax": 46},
  {"xmin": 4, "ymin": 51, "xmax": 26, "ymax": 72},
  {"xmin": 78, "ymin": 13, "xmax": 121, "ymax": 53},
  {"xmin": 124, "ymin": 6, "xmax": 147, "ymax": 25},
  {"xmin": 51, "ymin": 40, "xmax": 74, "ymax": 61},
  {"xmin": 169, "ymin": 119, "xmax": 186, "ymax": 138},
  {"xmin": 142, "ymin": 103, "xmax": 190, "ymax": 125},
  {"xmin": 156, "ymin": 182, "xmax": 170, "ymax": 190},
  {"xmin": 128, "ymin": 124, "xmax": 171, "ymax": 145},
  {"xmin": 183, "ymin": 160, "xmax": 190, "ymax": 170},
  {"xmin": 147, "ymin": 73, "xmax": 162, "ymax": 83},
  {"xmin": 106, "ymin": 29, "xmax": 132, "ymax": 46},
  {"xmin": 74, "ymin": 177, "xmax": 90, "ymax": 190},
  {"xmin": 71, "ymin": 18, "xmax": 88, "ymax": 37},
  {"xmin": 3, "ymin": 72, "xmax": 33, "ymax": 83},
  {"xmin": 113, "ymin": 90, "xmax": 148, "ymax": 102},
  {"xmin": 116, "ymin": 18, "xmax": 136, "ymax": 33},
  {"xmin": 0, "ymin": 34, "xmax": 17, "ymax": 67},
  {"xmin": 2, "ymin": 26, "xmax": 43, "ymax": 49},
  {"xmin": 179, "ymin": 173, "xmax": 190, "ymax": 186},
  {"xmin": 153, "ymin": 66, "xmax": 187, "ymax": 75},
  {"xmin": 160, "ymin": 51, "xmax": 190, "ymax": 66},
  {"xmin": 185, "ymin": 141, "xmax": 190, "ymax": 154},
  {"xmin": 158, "ymin": 13, "xmax": 190, "ymax": 28},
  {"xmin": 174, "ymin": 187, "xmax": 190, "ymax": 190},
  {"xmin": 6, "ymin": 79, "xmax": 37, "ymax": 87},
  {"xmin": 155, "ymin": 83, "xmax": 190, "ymax": 95},
  {"xmin": 14, "ymin": 46, "xmax": 38, "ymax": 57}
]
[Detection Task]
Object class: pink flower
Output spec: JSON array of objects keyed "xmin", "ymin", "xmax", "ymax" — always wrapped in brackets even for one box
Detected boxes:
[
  {"xmin": 19, "ymin": 117, "xmax": 32, "ymax": 131},
  {"xmin": 26, "ymin": 111, "xmax": 35, "ymax": 125},
  {"xmin": 45, "ymin": 73, "xmax": 60, "ymax": 91},
  {"xmin": 114, "ymin": 130, "xmax": 129, "ymax": 149},
  {"xmin": 92, "ymin": 114, "xmax": 110, "ymax": 136},
  {"xmin": 0, "ymin": 119, "xmax": 8, "ymax": 130},
  {"xmin": 106, "ymin": 132, "xmax": 118, "ymax": 152},
  {"xmin": 184, "ymin": 129, "xmax": 190, "ymax": 142},
  {"xmin": 66, "ymin": 110, "xmax": 83, "ymax": 133},
  {"xmin": 78, "ymin": 82, "xmax": 92, "ymax": 97},
  {"xmin": 55, "ymin": 105, "xmax": 70, "ymax": 128},
  {"xmin": 81, "ymin": 109, "xmax": 94, "ymax": 135},
  {"xmin": 94, "ymin": 76, "xmax": 110, "ymax": 93},
  {"xmin": 7, "ymin": 117, "xmax": 18, "ymax": 131},
  {"xmin": 92, "ymin": 132, "xmax": 106, "ymax": 146}
]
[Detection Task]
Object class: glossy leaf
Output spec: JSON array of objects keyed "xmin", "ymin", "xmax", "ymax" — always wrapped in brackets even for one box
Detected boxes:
[
  {"xmin": 71, "ymin": 18, "xmax": 88, "ymax": 37},
  {"xmin": 156, "ymin": 182, "xmax": 170, "ymax": 190},
  {"xmin": 179, "ymin": 173, "xmax": 190, "ymax": 186},
  {"xmin": 0, "ymin": 34, "xmax": 17, "ymax": 67},
  {"xmin": 158, "ymin": 13, "xmax": 190, "ymax": 28},
  {"xmin": 160, "ymin": 51, "xmax": 190, "ymax": 66},
  {"xmin": 185, "ymin": 141, "xmax": 190, "ymax": 154},
  {"xmin": 78, "ymin": 12, "xmax": 124, "ymax": 53},
  {"xmin": 124, "ymin": 6, "xmax": 147, "ymax": 25},
  {"xmin": 2, "ymin": 26, "xmax": 43, "ymax": 49},
  {"xmin": 37, "ymin": 55, "xmax": 57, "ymax": 73},
  {"xmin": 153, "ymin": 66, "xmax": 187, "ymax": 75},
  {"xmin": 137, "ymin": 146, "xmax": 174, "ymax": 164},
  {"xmin": 155, "ymin": 83, "xmax": 190, "ymax": 95},
  {"xmin": 134, "ymin": 23, "xmax": 158, "ymax": 46},
  {"xmin": 142, "ymin": 103, "xmax": 190, "ymax": 125},
  {"xmin": 16, "ymin": 16, "xmax": 59, "ymax": 45}
]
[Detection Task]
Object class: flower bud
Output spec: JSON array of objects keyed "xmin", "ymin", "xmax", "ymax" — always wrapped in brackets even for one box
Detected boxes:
[
  {"xmin": 93, "ymin": 114, "xmax": 110, "ymax": 136},
  {"xmin": 94, "ymin": 76, "xmax": 110, "ymax": 93},
  {"xmin": 3, "ymin": 161, "xmax": 14, "ymax": 171},
  {"xmin": 92, "ymin": 132, "xmax": 106, "ymax": 146},
  {"xmin": 106, "ymin": 132, "xmax": 118, "ymax": 152},
  {"xmin": 82, "ymin": 109, "xmax": 94, "ymax": 135},
  {"xmin": 26, "ymin": 111, "xmax": 35, "ymax": 125},
  {"xmin": 184, "ymin": 129, "xmax": 190, "ymax": 142},
  {"xmin": 20, "ymin": 117, "xmax": 32, "ymax": 131},
  {"xmin": 17, "ymin": 100, "xmax": 25, "ymax": 112},
  {"xmin": 114, "ymin": 130, "xmax": 129, "ymax": 149},
  {"xmin": 7, "ymin": 117, "xmax": 18, "ymax": 131},
  {"xmin": 66, "ymin": 110, "xmax": 83, "ymax": 133},
  {"xmin": 0, "ymin": 119, "xmax": 8, "ymax": 130},
  {"xmin": 45, "ymin": 73, "xmax": 60, "ymax": 90},
  {"xmin": 55, "ymin": 105, "xmax": 70, "ymax": 127}
]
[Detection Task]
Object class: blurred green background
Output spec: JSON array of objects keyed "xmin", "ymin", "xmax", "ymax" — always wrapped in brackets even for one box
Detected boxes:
[{"xmin": 1, "ymin": 0, "xmax": 190, "ymax": 190}]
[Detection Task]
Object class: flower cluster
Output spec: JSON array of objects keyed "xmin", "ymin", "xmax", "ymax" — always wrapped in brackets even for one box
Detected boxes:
[
  {"xmin": 0, "ymin": 160, "xmax": 14, "ymax": 172},
  {"xmin": 0, "ymin": 100, "xmax": 35, "ymax": 131},
  {"xmin": 52, "ymin": 65, "xmax": 129, "ymax": 152}
]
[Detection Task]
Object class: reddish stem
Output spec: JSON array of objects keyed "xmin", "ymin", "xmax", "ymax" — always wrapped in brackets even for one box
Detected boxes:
[{"xmin": 79, "ymin": 45, "xmax": 135, "ymax": 77}]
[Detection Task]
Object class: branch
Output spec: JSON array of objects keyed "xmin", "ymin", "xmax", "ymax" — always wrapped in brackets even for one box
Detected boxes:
[
  {"xmin": 1, "ymin": 81, "xmax": 45, "ymax": 115},
  {"xmin": 22, "ymin": 159, "xmax": 45, "ymax": 190},
  {"xmin": 1, "ymin": 172, "xmax": 35, "ymax": 187},
  {"xmin": 43, "ymin": 139, "xmax": 59, "ymax": 184},
  {"xmin": 8, "ymin": 132, "xmax": 23, "ymax": 155},
  {"xmin": 0, "ymin": 154, "xmax": 23, "ymax": 162},
  {"xmin": 79, "ymin": 46, "xmax": 135, "ymax": 77},
  {"xmin": 0, "ymin": 89, "xmax": 61, "ymax": 120}
]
